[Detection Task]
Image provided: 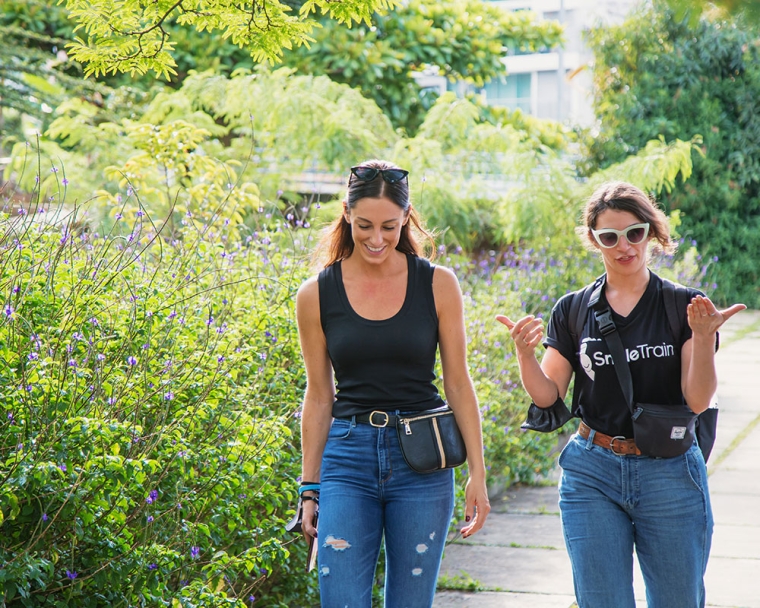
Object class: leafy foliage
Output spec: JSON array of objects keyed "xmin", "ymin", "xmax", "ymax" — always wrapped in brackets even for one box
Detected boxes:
[
  {"xmin": 0, "ymin": 159, "xmax": 320, "ymax": 605},
  {"xmin": 61, "ymin": 0, "xmax": 402, "ymax": 79},
  {"xmin": 283, "ymin": 0, "xmax": 563, "ymax": 132},
  {"xmin": 388, "ymin": 93, "xmax": 696, "ymax": 252},
  {"xmin": 662, "ymin": 0, "xmax": 760, "ymax": 25},
  {"xmin": 586, "ymin": 3, "xmax": 760, "ymax": 306}
]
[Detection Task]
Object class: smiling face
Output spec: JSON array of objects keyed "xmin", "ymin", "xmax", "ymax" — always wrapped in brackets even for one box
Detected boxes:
[
  {"xmin": 344, "ymin": 196, "xmax": 409, "ymax": 264},
  {"xmin": 591, "ymin": 209, "xmax": 652, "ymax": 277}
]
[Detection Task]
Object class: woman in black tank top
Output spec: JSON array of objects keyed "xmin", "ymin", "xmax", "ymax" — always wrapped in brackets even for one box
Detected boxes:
[{"xmin": 295, "ymin": 159, "xmax": 490, "ymax": 606}]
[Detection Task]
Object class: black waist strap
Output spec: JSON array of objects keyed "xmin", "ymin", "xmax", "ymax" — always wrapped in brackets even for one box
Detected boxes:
[{"xmin": 337, "ymin": 411, "xmax": 399, "ymax": 427}]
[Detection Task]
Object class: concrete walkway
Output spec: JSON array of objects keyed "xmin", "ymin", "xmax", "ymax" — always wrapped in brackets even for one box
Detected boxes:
[{"xmin": 435, "ymin": 310, "xmax": 760, "ymax": 608}]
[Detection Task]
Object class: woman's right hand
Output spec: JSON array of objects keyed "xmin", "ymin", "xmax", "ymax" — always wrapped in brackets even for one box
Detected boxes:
[
  {"xmin": 301, "ymin": 497, "xmax": 319, "ymax": 541},
  {"xmin": 495, "ymin": 314, "xmax": 544, "ymax": 357}
]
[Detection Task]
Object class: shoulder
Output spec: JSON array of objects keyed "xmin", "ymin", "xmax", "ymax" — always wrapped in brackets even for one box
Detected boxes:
[
  {"xmin": 431, "ymin": 263, "xmax": 461, "ymax": 293},
  {"xmin": 552, "ymin": 286, "xmax": 586, "ymax": 319},
  {"xmin": 296, "ymin": 275, "xmax": 320, "ymax": 313},
  {"xmin": 653, "ymin": 273, "xmax": 705, "ymax": 303}
]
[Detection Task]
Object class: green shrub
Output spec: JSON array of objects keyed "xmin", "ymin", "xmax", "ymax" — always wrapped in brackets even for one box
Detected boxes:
[{"xmin": 0, "ymin": 179, "xmax": 317, "ymax": 605}]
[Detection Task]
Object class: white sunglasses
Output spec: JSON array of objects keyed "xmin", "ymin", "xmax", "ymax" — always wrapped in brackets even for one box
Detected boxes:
[{"xmin": 591, "ymin": 223, "xmax": 650, "ymax": 248}]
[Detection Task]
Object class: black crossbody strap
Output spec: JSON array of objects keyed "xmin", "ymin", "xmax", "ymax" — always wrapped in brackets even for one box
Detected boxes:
[{"xmin": 587, "ymin": 277, "xmax": 635, "ymax": 414}]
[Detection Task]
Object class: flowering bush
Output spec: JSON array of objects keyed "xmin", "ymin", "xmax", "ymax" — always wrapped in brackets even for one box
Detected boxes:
[{"xmin": 0, "ymin": 186, "xmax": 318, "ymax": 605}]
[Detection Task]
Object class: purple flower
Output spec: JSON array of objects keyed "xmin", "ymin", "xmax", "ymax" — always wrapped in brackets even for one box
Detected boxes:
[
  {"xmin": 190, "ymin": 546, "xmax": 200, "ymax": 559},
  {"xmin": 59, "ymin": 464, "xmax": 67, "ymax": 472},
  {"xmin": 62, "ymin": 178, "xmax": 69, "ymax": 186},
  {"xmin": 164, "ymin": 392, "xmax": 174, "ymax": 401},
  {"xmin": 146, "ymin": 489, "xmax": 158, "ymax": 504},
  {"xmin": 148, "ymin": 563, "xmax": 157, "ymax": 570},
  {"xmin": 28, "ymin": 353, "xmax": 38, "ymax": 361},
  {"xmin": 146, "ymin": 515, "xmax": 154, "ymax": 523},
  {"xmin": 42, "ymin": 513, "xmax": 48, "ymax": 521},
  {"xmin": 127, "ymin": 356, "xmax": 137, "ymax": 366},
  {"xmin": 3, "ymin": 304, "xmax": 14, "ymax": 318},
  {"xmin": 66, "ymin": 570, "xmax": 77, "ymax": 580},
  {"xmin": 51, "ymin": 167, "xmax": 58, "ymax": 173}
]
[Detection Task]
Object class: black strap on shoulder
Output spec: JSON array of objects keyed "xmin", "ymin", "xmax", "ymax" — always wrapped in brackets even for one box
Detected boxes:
[
  {"xmin": 661, "ymin": 277, "xmax": 690, "ymax": 341},
  {"xmin": 567, "ymin": 275, "xmax": 605, "ymax": 346}
]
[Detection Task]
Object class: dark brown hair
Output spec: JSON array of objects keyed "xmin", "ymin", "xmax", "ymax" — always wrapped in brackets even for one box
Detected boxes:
[
  {"xmin": 317, "ymin": 159, "xmax": 436, "ymax": 267},
  {"xmin": 580, "ymin": 181, "xmax": 676, "ymax": 255}
]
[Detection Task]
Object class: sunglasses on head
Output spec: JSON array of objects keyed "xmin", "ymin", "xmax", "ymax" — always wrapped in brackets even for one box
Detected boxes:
[
  {"xmin": 591, "ymin": 222, "xmax": 650, "ymax": 248},
  {"xmin": 350, "ymin": 166, "xmax": 409, "ymax": 184}
]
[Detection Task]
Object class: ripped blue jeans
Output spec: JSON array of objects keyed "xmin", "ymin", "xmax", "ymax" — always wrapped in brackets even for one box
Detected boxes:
[{"xmin": 317, "ymin": 416, "xmax": 455, "ymax": 608}]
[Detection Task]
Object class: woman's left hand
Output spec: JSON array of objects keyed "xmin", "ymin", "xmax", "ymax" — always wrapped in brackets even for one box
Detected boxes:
[
  {"xmin": 687, "ymin": 295, "xmax": 746, "ymax": 336},
  {"xmin": 460, "ymin": 476, "xmax": 491, "ymax": 539}
]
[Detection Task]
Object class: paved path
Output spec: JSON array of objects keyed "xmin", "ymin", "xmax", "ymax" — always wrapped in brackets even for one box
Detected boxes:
[{"xmin": 435, "ymin": 310, "xmax": 760, "ymax": 608}]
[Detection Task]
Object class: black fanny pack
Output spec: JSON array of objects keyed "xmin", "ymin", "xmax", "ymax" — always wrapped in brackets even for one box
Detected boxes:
[
  {"xmin": 395, "ymin": 407, "xmax": 467, "ymax": 473},
  {"xmin": 631, "ymin": 402, "xmax": 698, "ymax": 458}
]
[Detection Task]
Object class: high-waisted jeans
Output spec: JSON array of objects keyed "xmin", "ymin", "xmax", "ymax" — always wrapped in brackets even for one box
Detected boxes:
[
  {"xmin": 317, "ymin": 416, "xmax": 455, "ymax": 608},
  {"xmin": 558, "ymin": 431, "xmax": 713, "ymax": 608}
]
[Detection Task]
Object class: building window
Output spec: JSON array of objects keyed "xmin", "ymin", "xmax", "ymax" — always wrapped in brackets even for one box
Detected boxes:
[{"xmin": 483, "ymin": 73, "xmax": 531, "ymax": 112}]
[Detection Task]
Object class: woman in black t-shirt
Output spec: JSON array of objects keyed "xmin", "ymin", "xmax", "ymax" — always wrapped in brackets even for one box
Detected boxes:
[
  {"xmin": 497, "ymin": 181, "xmax": 745, "ymax": 608},
  {"xmin": 296, "ymin": 159, "xmax": 490, "ymax": 606}
]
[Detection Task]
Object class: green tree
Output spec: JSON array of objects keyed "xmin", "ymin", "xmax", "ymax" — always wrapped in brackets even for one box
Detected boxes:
[
  {"xmin": 586, "ymin": 4, "xmax": 760, "ymax": 306},
  {"xmin": 61, "ymin": 0, "xmax": 401, "ymax": 79},
  {"xmin": 283, "ymin": 0, "xmax": 563, "ymax": 132},
  {"xmin": 663, "ymin": 0, "xmax": 760, "ymax": 24},
  {"xmin": 0, "ymin": 21, "xmax": 104, "ymax": 151}
]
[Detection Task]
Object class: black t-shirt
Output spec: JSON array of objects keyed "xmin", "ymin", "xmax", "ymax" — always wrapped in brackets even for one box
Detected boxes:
[{"xmin": 545, "ymin": 272, "xmax": 705, "ymax": 438}]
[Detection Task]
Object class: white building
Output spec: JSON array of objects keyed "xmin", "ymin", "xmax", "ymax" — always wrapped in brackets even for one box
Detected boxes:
[{"xmin": 413, "ymin": 0, "xmax": 642, "ymax": 127}]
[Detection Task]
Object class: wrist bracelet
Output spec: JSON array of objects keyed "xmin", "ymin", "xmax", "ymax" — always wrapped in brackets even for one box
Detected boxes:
[
  {"xmin": 300, "ymin": 480, "xmax": 320, "ymax": 486},
  {"xmin": 301, "ymin": 495, "xmax": 319, "ymax": 505},
  {"xmin": 299, "ymin": 484, "xmax": 321, "ymax": 495}
]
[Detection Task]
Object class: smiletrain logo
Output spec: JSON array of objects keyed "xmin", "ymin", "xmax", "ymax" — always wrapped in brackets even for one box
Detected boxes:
[{"xmin": 579, "ymin": 338, "xmax": 676, "ymax": 381}]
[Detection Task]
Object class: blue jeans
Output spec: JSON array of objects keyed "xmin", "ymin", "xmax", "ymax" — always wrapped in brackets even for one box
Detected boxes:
[
  {"xmin": 558, "ymin": 432, "xmax": 713, "ymax": 608},
  {"xmin": 318, "ymin": 417, "xmax": 455, "ymax": 608}
]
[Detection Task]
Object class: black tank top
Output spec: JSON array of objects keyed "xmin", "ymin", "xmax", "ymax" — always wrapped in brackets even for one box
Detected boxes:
[{"xmin": 318, "ymin": 254, "xmax": 446, "ymax": 418}]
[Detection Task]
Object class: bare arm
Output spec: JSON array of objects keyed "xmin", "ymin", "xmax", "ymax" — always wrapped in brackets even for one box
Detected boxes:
[
  {"xmin": 296, "ymin": 277, "xmax": 336, "ymax": 540},
  {"xmin": 681, "ymin": 295, "xmax": 745, "ymax": 413},
  {"xmin": 495, "ymin": 315, "xmax": 574, "ymax": 406},
  {"xmin": 434, "ymin": 266, "xmax": 490, "ymax": 538}
]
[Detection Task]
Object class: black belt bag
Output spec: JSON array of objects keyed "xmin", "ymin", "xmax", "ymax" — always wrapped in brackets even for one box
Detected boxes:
[
  {"xmin": 631, "ymin": 402, "xmax": 698, "ymax": 458},
  {"xmin": 395, "ymin": 407, "xmax": 467, "ymax": 473}
]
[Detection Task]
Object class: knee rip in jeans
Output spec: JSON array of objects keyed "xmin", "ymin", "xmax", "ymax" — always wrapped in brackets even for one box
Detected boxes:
[{"xmin": 324, "ymin": 535, "xmax": 351, "ymax": 551}]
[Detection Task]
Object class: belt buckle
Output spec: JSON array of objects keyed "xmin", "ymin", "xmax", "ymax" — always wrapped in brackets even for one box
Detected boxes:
[
  {"xmin": 369, "ymin": 411, "xmax": 390, "ymax": 427},
  {"xmin": 609, "ymin": 435, "xmax": 628, "ymax": 455}
]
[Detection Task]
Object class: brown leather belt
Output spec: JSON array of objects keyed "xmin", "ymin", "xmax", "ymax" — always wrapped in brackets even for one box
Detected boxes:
[{"xmin": 578, "ymin": 421, "xmax": 641, "ymax": 456}]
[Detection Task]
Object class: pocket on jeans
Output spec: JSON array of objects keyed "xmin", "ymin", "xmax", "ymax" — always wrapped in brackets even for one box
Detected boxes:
[
  {"xmin": 328, "ymin": 418, "xmax": 353, "ymax": 439},
  {"xmin": 684, "ymin": 445, "xmax": 707, "ymax": 493},
  {"xmin": 557, "ymin": 434, "xmax": 580, "ymax": 470}
]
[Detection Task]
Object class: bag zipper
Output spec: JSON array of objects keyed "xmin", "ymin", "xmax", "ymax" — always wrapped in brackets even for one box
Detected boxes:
[{"xmin": 399, "ymin": 410, "xmax": 451, "ymax": 435}]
